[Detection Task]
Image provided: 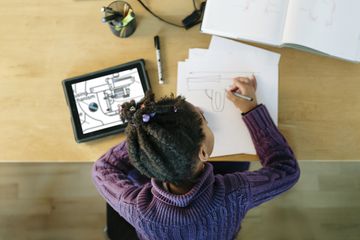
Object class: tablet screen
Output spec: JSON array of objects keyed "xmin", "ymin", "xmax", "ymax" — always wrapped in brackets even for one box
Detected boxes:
[{"xmin": 71, "ymin": 67, "xmax": 145, "ymax": 134}]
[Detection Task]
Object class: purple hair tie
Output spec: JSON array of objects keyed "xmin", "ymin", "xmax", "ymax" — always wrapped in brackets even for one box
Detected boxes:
[{"xmin": 142, "ymin": 112, "xmax": 156, "ymax": 123}]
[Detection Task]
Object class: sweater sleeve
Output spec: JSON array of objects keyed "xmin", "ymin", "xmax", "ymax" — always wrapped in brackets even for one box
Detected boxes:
[
  {"xmin": 92, "ymin": 141, "xmax": 150, "ymax": 212},
  {"xmin": 240, "ymin": 104, "xmax": 300, "ymax": 210}
]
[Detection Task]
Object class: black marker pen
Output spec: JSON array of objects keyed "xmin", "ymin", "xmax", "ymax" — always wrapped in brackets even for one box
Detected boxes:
[{"xmin": 154, "ymin": 35, "xmax": 164, "ymax": 84}]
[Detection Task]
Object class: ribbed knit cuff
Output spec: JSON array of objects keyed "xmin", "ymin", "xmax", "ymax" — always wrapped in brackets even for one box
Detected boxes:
[{"xmin": 242, "ymin": 104, "xmax": 277, "ymax": 134}]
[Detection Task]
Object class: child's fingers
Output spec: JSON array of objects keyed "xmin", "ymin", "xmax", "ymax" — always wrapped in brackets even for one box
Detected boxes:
[
  {"xmin": 230, "ymin": 76, "xmax": 256, "ymax": 97},
  {"xmin": 233, "ymin": 78, "xmax": 250, "ymax": 93},
  {"xmin": 234, "ymin": 77, "xmax": 250, "ymax": 84},
  {"xmin": 234, "ymin": 75, "xmax": 256, "ymax": 87},
  {"xmin": 225, "ymin": 89, "xmax": 238, "ymax": 103},
  {"xmin": 250, "ymin": 74, "xmax": 257, "ymax": 90},
  {"xmin": 227, "ymin": 84, "xmax": 238, "ymax": 92}
]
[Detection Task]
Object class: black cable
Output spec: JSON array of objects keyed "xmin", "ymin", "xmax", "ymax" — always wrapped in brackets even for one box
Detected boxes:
[
  {"xmin": 192, "ymin": 0, "xmax": 198, "ymax": 10},
  {"xmin": 137, "ymin": 0, "xmax": 186, "ymax": 28}
]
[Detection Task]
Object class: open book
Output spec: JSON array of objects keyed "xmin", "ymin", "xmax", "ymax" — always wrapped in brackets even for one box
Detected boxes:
[{"xmin": 201, "ymin": 0, "xmax": 360, "ymax": 62}]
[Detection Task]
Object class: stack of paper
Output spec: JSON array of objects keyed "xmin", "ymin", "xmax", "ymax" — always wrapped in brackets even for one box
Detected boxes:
[{"xmin": 177, "ymin": 36, "xmax": 280, "ymax": 157}]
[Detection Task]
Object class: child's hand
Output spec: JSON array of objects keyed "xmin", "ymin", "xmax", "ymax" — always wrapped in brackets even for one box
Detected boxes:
[{"xmin": 226, "ymin": 75, "xmax": 258, "ymax": 113}]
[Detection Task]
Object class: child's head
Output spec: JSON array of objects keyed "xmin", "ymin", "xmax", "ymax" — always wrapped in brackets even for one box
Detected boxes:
[{"xmin": 120, "ymin": 92, "xmax": 214, "ymax": 185}]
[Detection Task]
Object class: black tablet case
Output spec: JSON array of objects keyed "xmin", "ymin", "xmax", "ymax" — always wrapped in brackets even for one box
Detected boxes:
[{"xmin": 62, "ymin": 59, "xmax": 151, "ymax": 143}]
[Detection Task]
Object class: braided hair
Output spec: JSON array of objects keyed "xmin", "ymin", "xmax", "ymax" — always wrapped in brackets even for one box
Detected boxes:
[{"xmin": 120, "ymin": 92, "xmax": 205, "ymax": 186}]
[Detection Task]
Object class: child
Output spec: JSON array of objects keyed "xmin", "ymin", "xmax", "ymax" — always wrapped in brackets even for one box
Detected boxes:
[{"xmin": 93, "ymin": 76, "xmax": 300, "ymax": 240}]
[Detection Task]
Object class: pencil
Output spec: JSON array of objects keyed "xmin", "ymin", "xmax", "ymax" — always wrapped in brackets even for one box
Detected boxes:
[{"xmin": 233, "ymin": 92, "xmax": 253, "ymax": 101}]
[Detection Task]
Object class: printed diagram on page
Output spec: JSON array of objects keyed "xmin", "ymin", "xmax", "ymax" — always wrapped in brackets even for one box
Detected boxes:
[
  {"xmin": 234, "ymin": 0, "xmax": 283, "ymax": 14},
  {"xmin": 72, "ymin": 69, "xmax": 144, "ymax": 133},
  {"xmin": 299, "ymin": 0, "xmax": 336, "ymax": 27},
  {"xmin": 186, "ymin": 71, "xmax": 256, "ymax": 112}
]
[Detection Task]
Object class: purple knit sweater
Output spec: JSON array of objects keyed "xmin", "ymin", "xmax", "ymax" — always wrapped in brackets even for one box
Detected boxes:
[{"xmin": 92, "ymin": 104, "xmax": 300, "ymax": 240}]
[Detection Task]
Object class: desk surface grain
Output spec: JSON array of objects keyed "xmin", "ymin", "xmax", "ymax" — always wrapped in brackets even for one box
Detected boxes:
[{"xmin": 1, "ymin": 0, "xmax": 359, "ymax": 162}]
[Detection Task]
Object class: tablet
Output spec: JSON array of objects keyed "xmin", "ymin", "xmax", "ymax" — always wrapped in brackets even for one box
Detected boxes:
[{"xmin": 62, "ymin": 59, "xmax": 151, "ymax": 143}]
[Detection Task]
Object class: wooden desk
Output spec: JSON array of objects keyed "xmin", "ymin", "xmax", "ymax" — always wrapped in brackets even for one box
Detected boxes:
[{"xmin": 1, "ymin": 0, "xmax": 359, "ymax": 162}]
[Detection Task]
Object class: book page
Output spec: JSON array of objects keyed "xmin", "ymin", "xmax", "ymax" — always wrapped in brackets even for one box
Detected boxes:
[
  {"xmin": 283, "ymin": 0, "xmax": 360, "ymax": 61},
  {"xmin": 201, "ymin": 0, "xmax": 290, "ymax": 46}
]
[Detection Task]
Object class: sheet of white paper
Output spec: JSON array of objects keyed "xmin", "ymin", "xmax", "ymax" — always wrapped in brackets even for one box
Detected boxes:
[
  {"xmin": 186, "ymin": 52, "xmax": 276, "ymax": 74},
  {"xmin": 183, "ymin": 56, "xmax": 279, "ymax": 123},
  {"xmin": 283, "ymin": 0, "xmax": 360, "ymax": 61},
  {"xmin": 185, "ymin": 50, "xmax": 279, "ymax": 72},
  {"xmin": 177, "ymin": 58, "xmax": 278, "ymax": 156},
  {"xmin": 201, "ymin": 0, "xmax": 290, "ymax": 46},
  {"xmin": 209, "ymin": 36, "xmax": 281, "ymax": 65},
  {"xmin": 188, "ymin": 48, "xmax": 208, "ymax": 60}
]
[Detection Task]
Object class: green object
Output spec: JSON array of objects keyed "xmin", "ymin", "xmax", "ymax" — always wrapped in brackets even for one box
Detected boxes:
[{"xmin": 122, "ymin": 9, "xmax": 135, "ymax": 26}]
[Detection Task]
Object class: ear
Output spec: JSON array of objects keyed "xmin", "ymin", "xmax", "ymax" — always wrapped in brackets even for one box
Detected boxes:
[{"xmin": 198, "ymin": 143, "xmax": 209, "ymax": 162}]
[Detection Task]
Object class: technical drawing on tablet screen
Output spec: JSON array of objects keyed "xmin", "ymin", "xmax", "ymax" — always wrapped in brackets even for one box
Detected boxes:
[{"xmin": 72, "ymin": 68, "xmax": 145, "ymax": 134}]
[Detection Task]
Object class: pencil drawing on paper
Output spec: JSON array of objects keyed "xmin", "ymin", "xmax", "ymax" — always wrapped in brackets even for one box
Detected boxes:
[
  {"xmin": 233, "ymin": 0, "xmax": 283, "ymax": 14},
  {"xmin": 300, "ymin": 0, "xmax": 336, "ymax": 27},
  {"xmin": 265, "ymin": 0, "xmax": 283, "ymax": 14},
  {"xmin": 186, "ymin": 71, "xmax": 255, "ymax": 112}
]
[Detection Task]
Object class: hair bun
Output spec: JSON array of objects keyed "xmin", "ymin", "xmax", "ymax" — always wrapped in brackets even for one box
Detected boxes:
[
  {"xmin": 120, "ymin": 100, "xmax": 138, "ymax": 123},
  {"xmin": 119, "ymin": 91, "xmax": 156, "ymax": 124}
]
